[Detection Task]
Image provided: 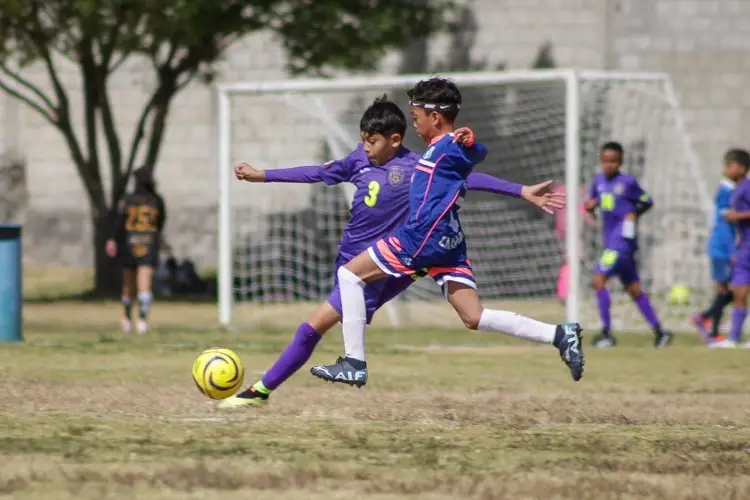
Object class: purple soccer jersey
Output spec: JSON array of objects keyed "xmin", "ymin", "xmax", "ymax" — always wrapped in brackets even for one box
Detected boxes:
[
  {"xmin": 730, "ymin": 178, "xmax": 750, "ymax": 286},
  {"xmin": 588, "ymin": 172, "xmax": 651, "ymax": 254},
  {"xmin": 589, "ymin": 172, "xmax": 651, "ymax": 284},
  {"xmin": 264, "ymin": 144, "xmax": 523, "ymax": 320}
]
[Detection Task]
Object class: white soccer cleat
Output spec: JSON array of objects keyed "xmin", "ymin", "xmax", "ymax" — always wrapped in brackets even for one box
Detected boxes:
[
  {"xmin": 136, "ymin": 319, "xmax": 149, "ymax": 335},
  {"xmin": 708, "ymin": 339, "xmax": 739, "ymax": 349},
  {"xmin": 120, "ymin": 317, "xmax": 133, "ymax": 334}
]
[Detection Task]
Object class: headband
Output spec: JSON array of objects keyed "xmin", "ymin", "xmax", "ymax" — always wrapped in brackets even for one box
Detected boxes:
[{"xmin": 409, "ymin": 100, "xmax": 460, "ymax": 111}]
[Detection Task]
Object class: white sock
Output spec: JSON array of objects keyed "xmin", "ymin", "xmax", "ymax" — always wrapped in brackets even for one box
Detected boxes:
[
  {"xmin": 337, "ymin": 267, "xmax": 367, "ymax": 361},
  {"xmin": 137, "ymin": 291, "xmax": 153, "ymax": 316},
  {"xmin": 477, "ymin": 309, "xmax": 557, "ymax": 344}
]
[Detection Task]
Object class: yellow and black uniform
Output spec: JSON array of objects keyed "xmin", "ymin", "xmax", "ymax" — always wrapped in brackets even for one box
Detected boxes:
[{"xmin": 113, "ymin": 189, "xmax": 166, "ymax": 269}]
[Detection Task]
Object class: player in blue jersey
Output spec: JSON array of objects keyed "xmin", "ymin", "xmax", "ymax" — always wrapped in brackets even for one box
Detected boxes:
[
  {"xmin": 692, "ymin": 149, "xmax": 750, "ymax": 344},
  {"xmin": 584, "ymin": 142, "xmax": 672, "ymax": 349},
  {"xmin": 711, "ymin": 149, "xmax": 750, "ymax": 348},
  {"xmin": 310, "ymin": 78, "xmax": 584, "ymax": 387},
  {"xmin": 218, "ymin": 97, "xmax": 567, "ymax": 408}
]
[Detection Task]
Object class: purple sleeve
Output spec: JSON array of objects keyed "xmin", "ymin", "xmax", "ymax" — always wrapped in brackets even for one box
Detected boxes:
[
  {"xmin": 264, "ymin": 165, "xmax": 324, "ymax": 183},
  {"xmin": 466, "ymin": 172, "xmax": 522, "ymax": 198},
  {"xmin": 588, "ymin": 178, "xmax": 598, "ymax": 200}
]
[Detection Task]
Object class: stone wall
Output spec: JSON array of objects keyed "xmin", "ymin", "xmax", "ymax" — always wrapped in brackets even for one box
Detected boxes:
[{"xmin": 0, "ymin": 0, "xmax": 746, "ymax": 268}]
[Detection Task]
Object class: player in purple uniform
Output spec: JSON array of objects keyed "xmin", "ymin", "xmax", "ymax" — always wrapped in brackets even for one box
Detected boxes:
[
  {"xmin": 310, "ymin": 78, "xmax": 585, "ymax": 387},
  {"xmin": 584, "ymin": 141, "xmax": 673, "ymax": 348},
  {"xmin": 218, "ymin": 97, "xmax": 566, "ymax": 408},
  {"xmin": 714, "ymin": 148, "xmax": 750, "ymax": 348}
]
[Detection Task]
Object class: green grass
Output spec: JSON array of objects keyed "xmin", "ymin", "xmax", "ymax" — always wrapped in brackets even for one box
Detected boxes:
[{"xmin": 1, "ymin": 302, "xmax": 749, "ymax": 499}]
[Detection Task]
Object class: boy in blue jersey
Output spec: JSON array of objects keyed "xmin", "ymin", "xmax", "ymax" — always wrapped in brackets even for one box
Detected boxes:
[
  {"xmin": 218, "ymin": 97, "xmax": 567, "ymax": 408},
  {"xmin": 712, "ymin": 149, "xmax": 750, "ymax": 348},
  {"xmin": 585, "ymin": 142, "xmax": 672, "ymax": 349},
  {"xmin": 692, "ymin": 149, "xmax": 750, "ymax": 343},
  {"xmin": 310, "ymin": 78, "xmax": 584, "ymax": 387}
]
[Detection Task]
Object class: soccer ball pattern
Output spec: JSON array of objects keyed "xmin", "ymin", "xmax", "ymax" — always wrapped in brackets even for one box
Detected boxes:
[{"xmin": 192, "ymin": 348, "xmax": 244, "ymax": 399}]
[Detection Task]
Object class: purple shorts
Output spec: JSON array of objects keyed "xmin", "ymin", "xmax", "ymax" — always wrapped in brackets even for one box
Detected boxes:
[
  {"xmin": 731, "ymin": 263, "xmax": 750, "ymax": 286},
  {"xmin": 326, "ymin": 255, "xmax": 414, "ymax": 324},
  {"xmin": 594, "ymin": 249, "xmax": 640, "ymax": 286}
]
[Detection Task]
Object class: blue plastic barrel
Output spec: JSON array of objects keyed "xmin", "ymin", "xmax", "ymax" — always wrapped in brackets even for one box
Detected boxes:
[{"xmin": 0, "ymin": 224, "xmax": 22, "ymax": 342}]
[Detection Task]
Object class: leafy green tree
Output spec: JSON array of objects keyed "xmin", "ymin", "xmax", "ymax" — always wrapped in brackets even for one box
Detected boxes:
[{"xmin": 0, "ymin": 0, "xmax": 454, "ymax": 293}]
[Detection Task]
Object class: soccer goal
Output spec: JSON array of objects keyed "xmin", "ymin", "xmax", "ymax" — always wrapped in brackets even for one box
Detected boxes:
[{"xmin": 216, "ymin": 70, "xmax": 712, "ymax": 332}]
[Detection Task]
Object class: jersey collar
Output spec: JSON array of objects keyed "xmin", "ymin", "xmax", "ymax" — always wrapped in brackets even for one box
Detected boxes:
[
  {"xmin": 721, "ymin": 177, "xmax": 736, "ymax": 189},
  {"xmin": 429, "ymin": 133, "xmax": 452, "ymax": 146}
]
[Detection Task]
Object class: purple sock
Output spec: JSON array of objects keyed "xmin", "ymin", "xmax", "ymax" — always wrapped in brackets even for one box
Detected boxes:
[
  {"xmin": 596, "ymin": 288, "xmax": 611, "ymax": 329},
  {"xmin": 729, "ymin": 308, "xmax": 747, "ymax": 343},
  {"xmin": 634, "ymin": 293, "xmax": 661, "ymax": 330},
  {"xmin": 261, "ymin": 322, "xmax": 322, "ymax": 391}
]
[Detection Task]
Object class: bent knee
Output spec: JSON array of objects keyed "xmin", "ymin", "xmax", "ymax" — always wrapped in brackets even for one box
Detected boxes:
[{"xmin": 460, "ymin": 312, "xmax": 482, "ymax": 330}]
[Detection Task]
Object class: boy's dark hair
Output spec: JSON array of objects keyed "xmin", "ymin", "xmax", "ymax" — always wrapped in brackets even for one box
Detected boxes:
[
  {"xmin": 601, "ymin": 141, "xmax": 624, "ymax": 158},
  {"xmin": 133, "ymin": 166, "xmax": 156, "ymax": 195},
  {"xmin": 359, "ymin": 95, "xmax": 407, "ymax": 137},
  {"xmin": 725, "ymin": 148, "xmax": 750, "ymax": 169},
  {"xmin": 407, "ymin": 77, "xmax": 462, "ymax": 121}
]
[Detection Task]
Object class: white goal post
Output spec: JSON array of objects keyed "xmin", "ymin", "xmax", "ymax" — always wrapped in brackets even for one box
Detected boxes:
[{"xmin": 216, "ymin": 70, "xmax": 712, "ymax": 332}]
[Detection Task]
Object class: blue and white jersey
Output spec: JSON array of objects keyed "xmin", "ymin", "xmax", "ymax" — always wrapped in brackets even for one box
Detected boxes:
[
  {"xmin": 708, "ymin": 178, "xmax": 736, "ymax": 259},
  {"xmin": 392, "ymin": 133, "xmax": 488, "ymax": 261}
]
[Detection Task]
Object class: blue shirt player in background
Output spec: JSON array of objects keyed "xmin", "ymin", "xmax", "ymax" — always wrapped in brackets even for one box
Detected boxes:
[
  {"xmin": 714, "ymin": 148, "xmax": 750, "ymax": 348},
  {"xmin": 692, "ymin": 149, "xmax": 749, "ymax": 344},
  {"xmin": 311, "ymin": 77, "xmax": 585, "ymax": 386},
  {"xmin": 584, "ymin": 142, "xmax": 673, "ymax": 349}
]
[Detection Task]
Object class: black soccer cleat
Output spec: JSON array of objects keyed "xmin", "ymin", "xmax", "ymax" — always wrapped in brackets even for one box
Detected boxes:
[
  {"xmin": 592, "ymin": 329, "xmax": 617, "ymax": 349},
  {"xmin": 310, "ymin": 356, "xmax": 368, "ymax": 388},
  {"xmin": 557, "ymin": 322, "xmax": 585, "ymax": 382},
  {"xmin": 654, "ymin": 329, "xmax": 674, "ymax": 348}
]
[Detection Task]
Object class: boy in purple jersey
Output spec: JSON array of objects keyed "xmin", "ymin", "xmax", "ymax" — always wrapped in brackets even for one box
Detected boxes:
[
  {"xmin": 218, "ymin": 97, "xmax": 566, "ymax": 408},
  {"xmin": 584, "ymin": 142, "xmax": 672, "ymax": 349},
  {"xmin": 311, "ymin": 78, "xmax": 585, "ymax": 387},
  {"xmin": 714, "ymin": 149, "xmax": 750, "ymax": 348}
]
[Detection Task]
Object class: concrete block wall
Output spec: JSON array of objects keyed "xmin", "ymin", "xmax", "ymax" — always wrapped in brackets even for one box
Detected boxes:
[{"xmin": 0, "ymin": 0, "xmax": 745, "ymax": 268}]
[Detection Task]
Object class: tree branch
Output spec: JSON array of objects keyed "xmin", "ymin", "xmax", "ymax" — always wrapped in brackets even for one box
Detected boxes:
[
  {"xmin": 0, "ymin": 63, "xmax": 56, "ymax": 112},
  {"xmin": 0, "ymin": 77, "xmax": 56, "ymax": 126},
  {"xmin": 79, "ymin": 37, "xmax": 102, "ymax": 205}
]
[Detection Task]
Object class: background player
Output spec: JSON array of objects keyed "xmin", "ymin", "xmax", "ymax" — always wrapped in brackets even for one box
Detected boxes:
[
  {"xmin": 692, "ymin": 149, "xmax": 750, "ymax": 344},
  {"xmin": 713, "ymin": 148, "xmax": 750, "ymax": 348},
  {"xmin": 219, "ymin": 97, "xmax": 566, "ymax": 409},
  {"xmin": 310, "ymin": 78, "xmax": 584, "ymax": 388},
  {"xmin": 106, "ymin": 167, "xmax": 166, "ymax": 334},
  {"xmin": 584, "ymin": 142, "xmax": 672, "ymax": 349}
]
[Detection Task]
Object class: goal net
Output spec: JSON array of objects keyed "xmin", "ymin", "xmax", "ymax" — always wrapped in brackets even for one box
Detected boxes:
[{"xmin": 217, "ymin": 70, "xmax": 711, "ymax": 333}]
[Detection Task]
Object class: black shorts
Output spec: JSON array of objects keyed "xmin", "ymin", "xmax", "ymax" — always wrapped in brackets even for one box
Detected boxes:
[{"xmin": 122, "ymin": 238, "xmax": 159, "ymax": 269}]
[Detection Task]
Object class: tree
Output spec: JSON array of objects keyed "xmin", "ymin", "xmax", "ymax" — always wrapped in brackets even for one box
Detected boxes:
[{"xmin": 0, "ymin": 0, "xmax": 454, "ymax": 294}]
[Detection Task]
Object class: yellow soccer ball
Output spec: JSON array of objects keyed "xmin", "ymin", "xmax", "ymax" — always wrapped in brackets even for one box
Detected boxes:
[
  {"xmin": 668, "ymin": 284, "xmax": 692, "ymax": 306},
  {"xmin": 192, "ymin": 348, "xmax": 244, "ymax": 399}
]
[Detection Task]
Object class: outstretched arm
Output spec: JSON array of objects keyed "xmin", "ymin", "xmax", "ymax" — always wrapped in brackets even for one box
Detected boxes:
[
  {"xmin": 235, "ymin": 155, "xmax": 353, "ymax": 186},
  {"xmin": 466, "ymin": 174, "xmax": 565, "ymax": 215},
  {"xmin": 235, "ymin": 163, "xmax": 324, "ymax": 184}
]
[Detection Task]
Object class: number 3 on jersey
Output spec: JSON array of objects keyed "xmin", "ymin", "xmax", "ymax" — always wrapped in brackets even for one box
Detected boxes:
[{"xmin": 364, "ymin": 181, "xmax": 380, "ymax": 207}]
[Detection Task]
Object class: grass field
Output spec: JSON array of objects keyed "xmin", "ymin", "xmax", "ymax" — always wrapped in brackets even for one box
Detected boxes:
[{"xmin": 2, "ymin": 301, "xmax": 750, "ymax": 500}]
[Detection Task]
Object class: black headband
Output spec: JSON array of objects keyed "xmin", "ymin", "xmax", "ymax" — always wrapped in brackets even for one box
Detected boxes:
[{"xmin": 409, "ymin": 100, "xmax": 460, "ymax": 111}]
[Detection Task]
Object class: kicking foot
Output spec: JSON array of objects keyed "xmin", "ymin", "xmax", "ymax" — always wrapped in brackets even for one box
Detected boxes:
[
  {"xmin": 120, "ymin": 317, "xmax": 133, "ymax": 334},
  {"xmin": 310, "ymin": 356, "xmax": 368, "ymax": 387},
  {"xmin": 654, "ymin": 330, "xmax": 674, "ymax": 348},
  {"xmin": 217, "ymin": 387, "xmax": 269, "ymax": 410},
  {"xmin": 557, "ymin": 322, "xmax": 584, "ymax": 382}
]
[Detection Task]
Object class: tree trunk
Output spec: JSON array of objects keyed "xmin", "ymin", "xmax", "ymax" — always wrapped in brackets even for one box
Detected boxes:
[{"xmin": 93, "ymin": 211, "xmax": 121, "ymax": 297}]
